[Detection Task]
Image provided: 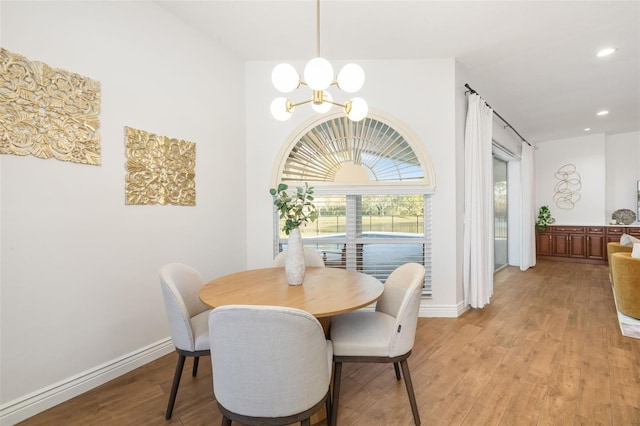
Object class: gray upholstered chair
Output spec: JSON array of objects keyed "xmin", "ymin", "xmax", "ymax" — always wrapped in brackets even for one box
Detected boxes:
[
  {"xmin": 209, "ymin": 305, "xmax": 333, "ymax": 426},
  {"xmin": 272, "ymin": 248, "xmax": 325, "ymax": 267},
  {"xmin": 330, "ymin": 262, "xmax": 425, "ymax": 426},
  {"xmin": 159, "ymin": 263, "xmax": 212, "ymax": 419}
]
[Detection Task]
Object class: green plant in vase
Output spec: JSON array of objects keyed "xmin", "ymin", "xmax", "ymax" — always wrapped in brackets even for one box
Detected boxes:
[
  {"xmin": 536, "ymin": 205, "xmax": 552, "ymax": 232},
  {"xmin": 269, "ymin": 182, "xmax": 318, "ymax": 235},
  {"xmin": 270, "ymin": 182, "xmax": 318, "ymax": 285}
]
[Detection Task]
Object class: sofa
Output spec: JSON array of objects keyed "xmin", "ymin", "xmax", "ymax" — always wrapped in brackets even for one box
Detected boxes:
[
  {"xmin": 607, "ymin": 242, "xmax": 633, "ymax": 283},
  {"xmin": 610, "ymin": 252, "xmax": 640, "ymax": 319}
]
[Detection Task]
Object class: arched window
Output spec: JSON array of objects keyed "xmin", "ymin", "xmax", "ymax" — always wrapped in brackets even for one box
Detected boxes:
[{"xmin": 272, "ymin": 112, "xmax": 435, "ymax": 294}]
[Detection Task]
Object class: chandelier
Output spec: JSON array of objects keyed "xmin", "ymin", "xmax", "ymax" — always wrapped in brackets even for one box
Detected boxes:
[{"xmin": 270, "ymin": 0, "xmax": 368, "ymax": 122}]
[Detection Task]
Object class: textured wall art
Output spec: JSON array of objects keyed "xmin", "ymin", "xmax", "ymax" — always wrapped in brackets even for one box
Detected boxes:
[
  {"xmin": 124, "ymin": 126, "xmax": 196, "ymax": 206},
  {"xmin": 0, "ymin": 48, "xmax": 101, "ymax": 165},
  {"xmin": 553, "ymin": 163, "xmax": 581, "ymax": 210}
]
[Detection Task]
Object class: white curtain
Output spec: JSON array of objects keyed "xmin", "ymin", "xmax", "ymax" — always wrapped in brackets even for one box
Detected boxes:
[
  {"xmin": 463, "ymin": 94, "xmax": 494, "ymax": 309},
  {"xmin": 519, "ymin": 142, "xmax": 536, "ymax": 270}
]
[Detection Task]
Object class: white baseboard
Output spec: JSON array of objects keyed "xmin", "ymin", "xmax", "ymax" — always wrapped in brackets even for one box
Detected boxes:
[
  {"xmin": 0, "ymin": 338, "xmax": 174, "ymax": 426},
  {"xmin": 419, "ymin": 300, "xmax": 468, "ymax": 317}
]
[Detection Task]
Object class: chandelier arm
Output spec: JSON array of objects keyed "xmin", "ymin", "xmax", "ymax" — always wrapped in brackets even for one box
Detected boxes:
[
  {"xmin": 325, "ymin": 99, "xmax": 347, "ymax": 108},
  {"xmin": 289, "ymin": 99, "xmax": 315, "ymax": 108}
]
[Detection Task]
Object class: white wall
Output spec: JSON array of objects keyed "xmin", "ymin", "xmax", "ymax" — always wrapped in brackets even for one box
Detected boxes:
[
  {"xmin": 245, "ymin": 58, "xmax": 463, "ymax": 316},
  {"xmin": 606, "ymin": 131, "xmax": 640, "ymax": 220},
  {"xmin": 535, "ymin": 133, "xmax": 606, "ymax": 224},
  {"xmin": 1, "ymin": 1, "xmax": 246, "ymax": 422},
  {"xmin": 535, "ymin": 131, "xmax": 640, "ymax": 225}
]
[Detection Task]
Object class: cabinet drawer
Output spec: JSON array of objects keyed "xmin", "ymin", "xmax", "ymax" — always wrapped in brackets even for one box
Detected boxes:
[
  {"xmin": 626, "ymin": 228, "xmax": 640, "ymax": 237},
  {"xmin": 588, "ymin": 227, "xmax": 605, "ymax": 234},
  {"xmin": 607, "ymin": 227, "xmax": 625, "ymax": 236},
  {"xmin": 554, "ymin": 226, "xmax": 585, "ymax": 233}
]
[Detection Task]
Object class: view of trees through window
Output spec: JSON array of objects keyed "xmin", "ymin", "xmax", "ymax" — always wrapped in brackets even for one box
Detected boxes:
[{"xmin": 281, "ymin": 194, "xmax": 424, "ymax": 238}]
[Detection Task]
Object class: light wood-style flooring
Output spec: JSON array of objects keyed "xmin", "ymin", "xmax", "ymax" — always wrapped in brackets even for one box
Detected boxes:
[{"xmin": 18, "ymin": 260, "xmax": 640, "ymax": 425}]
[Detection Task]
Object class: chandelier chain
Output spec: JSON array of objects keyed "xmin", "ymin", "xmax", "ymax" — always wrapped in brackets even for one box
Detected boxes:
[{"xmin": 316, "ymin": 0, "xmax": 321, "ymax": 57}]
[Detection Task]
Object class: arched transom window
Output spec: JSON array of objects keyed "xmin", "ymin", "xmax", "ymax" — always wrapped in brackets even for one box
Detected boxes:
[{"xmin": 281, "ymin": 117, "xmax": 425, "ymax": 183}]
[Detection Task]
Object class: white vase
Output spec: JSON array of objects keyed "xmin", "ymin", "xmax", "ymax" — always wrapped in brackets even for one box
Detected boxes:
[{"xmin": 285, "ymin": 227, "xmax": 306, "ymax": 285}]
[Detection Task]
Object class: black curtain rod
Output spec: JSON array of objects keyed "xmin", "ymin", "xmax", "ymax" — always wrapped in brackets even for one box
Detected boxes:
[{"xmin": 464, "ymin": 83, "xmax": 532, "ymax": 147}]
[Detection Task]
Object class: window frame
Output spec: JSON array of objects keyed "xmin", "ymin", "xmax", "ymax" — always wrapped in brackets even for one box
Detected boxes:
[{"xmin": 271, "ymin": 111, "xmax": 435, "ymax": 296}]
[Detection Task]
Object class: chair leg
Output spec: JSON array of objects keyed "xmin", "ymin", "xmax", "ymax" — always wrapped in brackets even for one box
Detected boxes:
[
  {"xmin": 394, "ymin": 362, "xmax": 401, "ymax": 380},
  {"xmin": 325, "ymin": 392, "xmax": 332, "ymax": 426},
  {"xmin": 400, "ymin": 359, "xmax": 420, "ymax": 426},
  {"xmin": 331, "ymin": 362, "xmax": 343, "ymax": 426},
  {"xmin": 192, "ymin": 356, "xmax": 200, "ymax": 376},
  {"xmin": 165, "ymin": 354, "xmax": 186, "ymax": 419},
  {"xmin": 221, "ymin": 416, "xmax": 232, "ymax": 426}
]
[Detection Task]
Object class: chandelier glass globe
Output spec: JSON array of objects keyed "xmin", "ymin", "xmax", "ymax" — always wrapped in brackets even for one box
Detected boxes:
[
  {"xmin": 345, "ymin": 97, "xmax": 368, "ymax": 122},
  {"xmin": 304, "ymin": 57, "xmax": 334, "ymax": 90},
  {"xmin": 272, "ymin": 63, "xmax": 300, "ymax": 93},
  {"xmin": 270, "ymin": 97, "xmax": 293, "ymax": 121},
  {"xmin": 337, "ymin": 64, "xmax": 365, "ymax": 93}
]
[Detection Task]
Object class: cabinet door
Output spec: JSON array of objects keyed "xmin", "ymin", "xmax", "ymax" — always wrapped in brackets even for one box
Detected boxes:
[
  {"xmin": 552, "ymin": 233, "xmax": 569, "ymax": 257},
  {"xmin": 587, "ymin": 234, "xmax": 606, "ymax": 260},
  {"xmin": 587, "ymin": 227, "xmax": 606, "ymax": 260},
  {"xmin": 569, "ymin": 233, "xmax": 586, "ymax": 258},
  {"xmin": 536, "ymin": 232, "xmax": 552, "ymax": 256}
]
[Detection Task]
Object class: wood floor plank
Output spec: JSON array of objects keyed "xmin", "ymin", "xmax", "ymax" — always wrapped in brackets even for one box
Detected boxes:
[
  {"xmin": 576, "ymin": 352, "xmax": 612, "ymax": 425},
  {"xmin": 538, "ymin": 365, "xmax": 581, "ymax": 425},
  {"xmin": 499, "ymin": 381, "xmax": 548, "ymax": 426},
  {"xmin": 555, "ymin": 326, "xmax": 585, "ymax": 368},
  {"xmin": 16, "ymin": 260, "xmax": 640, "ymax": 426},
  {"xmin": 459, "ymin": 368, "xmax": 515, "ymax": 426}
]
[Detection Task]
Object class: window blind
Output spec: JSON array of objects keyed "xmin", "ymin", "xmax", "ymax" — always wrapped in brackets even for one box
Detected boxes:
[{"xmin": 274, "ymin": 192, "xmax": 432, "ymax": 296}]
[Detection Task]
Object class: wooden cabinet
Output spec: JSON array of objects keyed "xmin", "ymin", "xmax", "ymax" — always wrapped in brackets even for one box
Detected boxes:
[
  {"xmin": 550, "ymin": 226, "xmax": 586, "ymax": 258},
  {"xmin": 536, "ymin": 225, "xmax": 638, "ymax": 265}
]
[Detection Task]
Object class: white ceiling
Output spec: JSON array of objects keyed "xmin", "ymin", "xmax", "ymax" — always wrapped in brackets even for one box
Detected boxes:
[{"xmin": 156, "ymin": 0, "xmax": 640, "ymax": 144}]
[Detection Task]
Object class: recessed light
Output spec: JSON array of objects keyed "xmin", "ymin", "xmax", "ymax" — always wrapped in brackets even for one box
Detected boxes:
[
  {"xmin": 597, "ymin": 110, "xmax": 609, "ymax": 116},
  {"xmin": 597, "ymin": 47, "xmax": 617, "ymax": 57},
  {"xmin": 584, "ymin": 128, "xmax": 591, "ymax": 131}
]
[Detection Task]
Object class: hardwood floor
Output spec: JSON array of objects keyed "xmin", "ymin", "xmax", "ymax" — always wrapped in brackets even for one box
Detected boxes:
[{"xmin": 18, "ymin": 260, "xmax": 640, "ymax": 425}]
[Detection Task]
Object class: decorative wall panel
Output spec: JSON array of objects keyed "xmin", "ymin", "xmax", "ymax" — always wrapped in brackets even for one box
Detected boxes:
[
  {"xmin": 124, "ymin": 126, "xmax": 196, "ymax": 206},
  {"xmin": 0, "ymin": 48, "xmax": 101, "ymax": 165}
]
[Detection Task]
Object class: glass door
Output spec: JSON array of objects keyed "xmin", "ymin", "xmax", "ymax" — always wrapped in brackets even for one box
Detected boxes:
[{"xmin": 493, "ymin": 157, "xmax": 508, "ymax": 270}]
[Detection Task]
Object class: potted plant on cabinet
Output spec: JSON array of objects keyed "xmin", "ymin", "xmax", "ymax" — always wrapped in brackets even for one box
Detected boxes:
[
  {"xmin": 269, "ymin": 182, "xmax": 318, "ymax": 284},
  {"xmin": 536, "ymin": 205, "xmax": 553, "ymax": 233}
]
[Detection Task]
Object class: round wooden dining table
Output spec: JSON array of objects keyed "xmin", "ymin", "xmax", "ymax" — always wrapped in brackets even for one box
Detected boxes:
[
  {"xmin": 199, "ymin": 266, "xmax": 384, "ymax": 318},
  {"xmin": 200, "ymin": 266, "xmax": 382, "ymax": 424}
]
